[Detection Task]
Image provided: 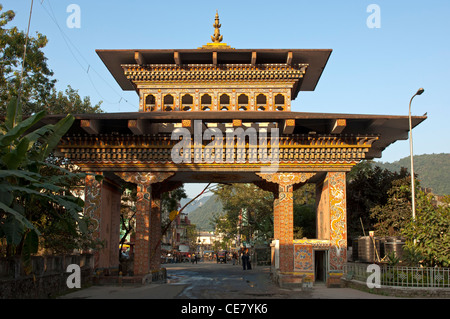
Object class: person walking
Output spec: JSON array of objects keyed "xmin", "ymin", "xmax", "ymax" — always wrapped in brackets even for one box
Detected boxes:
[{"xmin": 241, "ymin": 249, "xmax": 249, "ymax": 270}]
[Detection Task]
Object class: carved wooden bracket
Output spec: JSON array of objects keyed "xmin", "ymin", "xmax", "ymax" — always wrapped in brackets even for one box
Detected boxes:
[
  {"xmin": 256, "ymin": 172, "xmax": 316, "ymax": 190},
  {"xmin": 115, "ymin": 172, "xmax": 174, "ymax": 186}
]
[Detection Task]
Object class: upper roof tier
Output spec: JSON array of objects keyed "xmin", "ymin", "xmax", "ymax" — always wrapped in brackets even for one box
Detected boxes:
[{"xmin": 96, "ymin": 48, "xmax": 332, "ymax": 96}]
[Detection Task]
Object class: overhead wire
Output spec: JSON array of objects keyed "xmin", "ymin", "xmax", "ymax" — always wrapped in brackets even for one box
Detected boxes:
[
  {"xmin": 17, "ymin": 0, "xmax": 34, "ymax": 108},
  {"xmin": 38, "ymin": 0, "xmax": 136, "ymax": 111}
]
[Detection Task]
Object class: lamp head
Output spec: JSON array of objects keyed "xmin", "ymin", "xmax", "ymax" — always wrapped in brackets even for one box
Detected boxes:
[{"xmin": 416, "ymin": 88, "xmax": 425, "ymax": 95}]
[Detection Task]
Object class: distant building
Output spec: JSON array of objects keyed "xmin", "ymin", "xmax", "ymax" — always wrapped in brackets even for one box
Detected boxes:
[
  {"xmin": 197, "ymin": 231, "xmax": 224, "ymax": 253},
  {"xmin": 161, "ymin": 212, "xmax": 192, "ymax": 256}
]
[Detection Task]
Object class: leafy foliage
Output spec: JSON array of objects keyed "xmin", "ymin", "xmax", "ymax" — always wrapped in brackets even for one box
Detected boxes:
[
  {"xmin": 213, "ymin": 184, "xmax": 274, "ymax": 245},
  {"xmin": 0, "ymin": 6, "xmax": 102, "ymax": 116},
  {"xmin": 402, "ymin": 193, "xmax": 450, "ymax": 267},
  {"xmin": 0, "ymin": 97, "xmax": 90, "ymax": 268},
  {"xmin": 370, "ymin": 175, "xmax": 414, "ymax": 237},
  {"xmin": 367, "ymin": 166, "xmax": 450, "ymax": 267},
  {"xmin": 346, "ymin": 161, "xmax": 409, "ymax": 239},
  {"xmin": 212, "ymin": 183, "xmax": 316, "ymax": 244},
  {"xmin": 0, "ymin": 6, "xmax": 55, "ymax": 115}
]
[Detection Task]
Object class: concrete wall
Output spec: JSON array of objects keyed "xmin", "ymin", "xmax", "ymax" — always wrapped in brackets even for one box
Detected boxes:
[{"xmin": 0, "ymin": 254, "xmax": 93, "ymax": 299}]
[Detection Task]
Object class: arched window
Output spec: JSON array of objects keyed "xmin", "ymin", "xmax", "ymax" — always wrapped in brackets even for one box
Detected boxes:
[
  {"xmin": 274, "ymin": 94, "xmax": 285, "ymax": 111},
  {"xmin": 145, "ymin": 94, "xmax": 156, "ymax": 112},
  {"xmin": 238, "ymin": 94, "xmax": 248, "ymax": 111},
  {"xmin": 201, "ymin": 94, "xmax": 212, "ymax": 111},
  {"xmin": 256, "ymin": 94, "xmax": 267, "ymax": 111},
  {"xmin": 163, "ymin": 94, "xmax": 174, "ymax": 111},
  {"xmin": 220, "ymin": 94, "xmax": 230, "ymax": 111},
  {"xmin": 181, "ymin": 94, "xmax": 193, "ymax": 111}
]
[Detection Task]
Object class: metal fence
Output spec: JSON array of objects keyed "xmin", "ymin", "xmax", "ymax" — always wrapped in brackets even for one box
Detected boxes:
[{"xmin": 344, "ymin": 263, "xmax": 450, "ymax": 288}]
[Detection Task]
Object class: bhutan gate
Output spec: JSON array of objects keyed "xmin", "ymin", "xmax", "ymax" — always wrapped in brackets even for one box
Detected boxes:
[{"xmin": 49, "ymin": 14, "xmax": 426, "ymax": 287}]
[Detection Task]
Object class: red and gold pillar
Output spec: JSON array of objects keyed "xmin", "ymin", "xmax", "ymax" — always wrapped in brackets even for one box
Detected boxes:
[
  {"xmin": 316, "ymin": 171, "xmax": 347, "ymax": 286},
  {"xmin": 150, "ymin": 189, "xmax": 162, "ymax": 271},
  {"xmin": 273, "ymin": 183, "xmax": 295, "ymax": 273},
  {"xmin": 115, "ymin": 172, "xmax": 174, "ymax": 276},
  {"xmin": 257, "ymin": 172, "xmax": 315, "ymax": 287}
]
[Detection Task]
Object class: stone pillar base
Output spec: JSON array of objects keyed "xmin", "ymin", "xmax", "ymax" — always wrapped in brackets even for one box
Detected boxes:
[
  {"xmin": 271, "ymin": 269, "xmax": 305, "ymax": 289},
  {"xmin": 271, "ymin": 269, "xmax": 345, "ymax": 289},
  {"xmin": 326, "ymin": 272, "xmax": 345, "ymax": 288}
]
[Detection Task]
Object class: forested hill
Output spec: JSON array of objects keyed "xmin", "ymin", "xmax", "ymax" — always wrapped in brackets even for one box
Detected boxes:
[
  {"xmin": 375, "ymin": 153, "xmax": 450, "ymax": 195},
  {"xmin": 187, "ymin": 195, "xmax": 223, "ymax": 231}
]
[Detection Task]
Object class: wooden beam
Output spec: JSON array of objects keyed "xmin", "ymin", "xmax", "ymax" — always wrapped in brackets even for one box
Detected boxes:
[
  {"xmin": 80, "ymin": 119, "xmax": 100, "ymax": 134},
  {"xmin": 232, "ymin": 119, "xmax": 242, "ymax": 127},
  {"xmin": 174, "ymin": 51, "xmax": 182, "ymax": 66},
  {"xmin": 286, "ymin": 51, "xmax": 293, "ymax": 66},
  {"xmin": 251, "ymin": 51, "xmax": 257, "ymax": 66},
  {"xmin": 368, "ymin": 118, "xmax": 387, "ymax": 128},
  {"xmin": 128, "ymin": 119, "xmax": 145, "ymax": 135},
  {"xmin": 282, "ymin": 119, "xmax": 295, "ymax": 134},
  {"xmin": 212, "ymin": 51, "xmax": 218, "ymax": 66},
  {"xmin": 331, "ymin": 119, "xmax": 346, "ymax": 134},
  {"xmin": 181, "ymin": 119, "xmax": 192, "ymax": 128},
  {"xmin": 134, "ymin": 51, "xmax": 145, "ymax": 65}
]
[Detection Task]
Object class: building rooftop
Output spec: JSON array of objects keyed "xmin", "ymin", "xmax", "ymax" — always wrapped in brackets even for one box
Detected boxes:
[{"xmin": 96, "ymin": 48, "xmax": 332, "ymax": 97}]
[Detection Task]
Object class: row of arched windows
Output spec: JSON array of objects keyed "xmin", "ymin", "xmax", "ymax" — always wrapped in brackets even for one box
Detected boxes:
[{"xmin": 144, "ymin": 93, "xmax": 286, "ymax": 111}]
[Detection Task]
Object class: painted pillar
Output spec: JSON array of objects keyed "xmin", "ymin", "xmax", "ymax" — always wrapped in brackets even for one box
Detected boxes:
[
  {"xmin": 150, "ymin": 189, "xmax": 162, "ymax": 271},
  {"xmin": 273, "ymin": 183, "xmax": 294, "ymax": 272},
  {"xmin": 115, "ymin": 172, "xmax": 174, "ymax": 276},
  {"xmin": 134, "ymin": 178, "xmax": 152, "ymax": 275},
  {"xmin": 84, "ymin": 173, "xmax": 102, "ymax": 270},
  {"xmin": 316, "ymin": 171, "xmax": 347, "ymax": 286},
  {"xmin": 256, "ymin": 172, "xmax": 315, "ymax": 287},
  {"xmin": 84, "ymin": 173, "xmax": 121, "ymax": 273}
]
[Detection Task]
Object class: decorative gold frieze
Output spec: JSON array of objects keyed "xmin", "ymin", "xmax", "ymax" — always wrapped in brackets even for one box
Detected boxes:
[
  {"xmin": 58, "ymin": 134, "xmax": 378, "ymax": 169},
  {"xmin": 123, "ymin": 63, "xmax": 307, "ymax": 83}
]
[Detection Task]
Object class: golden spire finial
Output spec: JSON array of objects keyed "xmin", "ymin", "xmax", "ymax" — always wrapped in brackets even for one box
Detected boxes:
[
  {"xmin": 211, "ymin": 10, "xmax": 223, "ymax": 43},
  {"xmin": 198, "ymin": 11, "xmax": 233, "ymax": 49}
]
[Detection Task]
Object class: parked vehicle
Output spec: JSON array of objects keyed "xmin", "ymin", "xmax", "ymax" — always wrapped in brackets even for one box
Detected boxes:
[{"xmin": 217, "ymin": 250, "xmax": 227, "ymax": 264}]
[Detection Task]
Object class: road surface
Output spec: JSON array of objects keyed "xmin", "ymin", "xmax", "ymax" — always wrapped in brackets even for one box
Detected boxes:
[{"xmin": 61, "ymin": 260, "xmax": 397, "ymax": 299}]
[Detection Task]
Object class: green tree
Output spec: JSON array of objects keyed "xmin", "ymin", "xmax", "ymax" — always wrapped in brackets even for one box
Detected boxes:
[
  {"xmin": 44, "ymin": 85, "xmax": 103, "ymax": 115},
  {"xmin": 0, "ymin": 6, "xmax": 102, "ymax": 116},
  {"xmin": 213, "ymin": 183, "xmax": 316, "ymax": 244},
  {"xmin": 368, "ymin": 170, "xmax": 450, "ymax": 267},
  {"xmin": 293, "ymin": 204, "xmax": 316, "ymax": 239},
  {"xmin": 369, "ymin": 175, "xmax": 414, "ymax": 237},
  {"xmin": 119, "ymin": 183, "xmax": 136, "ymax": 252},
  {"xmin": 161, "ymin": 186, "xmax": 188, "ymax": 235},
  {"xmin": 402, "ymin": 193, "xmax": 450, "ymax": 267},
  {"xmin": 346, "ymin": 161, "xmax": 409, "ymax": 238},
  {"xmin": 0, "ymin": 5, "xmax": 103, "ymax": 265},
  {"xmin": 213, "ymin": 183, "xmax": 274, "ymax": 245},
  {"xmin": 293, "ymin": 183, "xmax": 316, "ymax": 239},
  {"xmin": 0, "ymin": 5, "xmax": 54, "ymax": 115}
]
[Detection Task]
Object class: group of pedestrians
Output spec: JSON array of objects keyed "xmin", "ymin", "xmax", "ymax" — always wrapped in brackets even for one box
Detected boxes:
[
  {"xmin": 237, "ymin": 248, "xmax": 251, "ymax": 270},
  {"xmin": 226, "ymin": 249, "xmax": 253, "ymax": 270}
]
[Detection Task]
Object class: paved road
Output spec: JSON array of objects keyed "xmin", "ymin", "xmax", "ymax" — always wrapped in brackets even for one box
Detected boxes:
[{"xmin": 61, "ymin": 261, "xmax": 397, "ymax": 299}]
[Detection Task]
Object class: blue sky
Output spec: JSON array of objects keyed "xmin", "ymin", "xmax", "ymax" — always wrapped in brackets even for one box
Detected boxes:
[{"xmin": 4, "ymin": 1, "xmax": 450, "ymax": 198}]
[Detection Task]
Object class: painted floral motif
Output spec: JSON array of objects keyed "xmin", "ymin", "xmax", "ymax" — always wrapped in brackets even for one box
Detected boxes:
[
  {"xmin": 84, "ymin": 174, "xmax": 102, "ymax": 233},
  {"xmin": 328, "ymin": 172, "xmax": 347, "ymax": 271},
  {"xmin": 294, "ymin": 245, "xmax": 313, "ymax": 271}
]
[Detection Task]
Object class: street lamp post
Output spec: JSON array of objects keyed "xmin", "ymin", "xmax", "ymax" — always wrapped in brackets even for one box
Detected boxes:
[{"xmin": 408, "ymin": 88, "xmax": 424, "ymax": 236}]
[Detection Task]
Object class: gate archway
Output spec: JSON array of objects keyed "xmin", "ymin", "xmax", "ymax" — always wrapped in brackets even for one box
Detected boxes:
[{"xmin": 46, "ymin": 15, "xmax": 426, "ymax": 287}]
